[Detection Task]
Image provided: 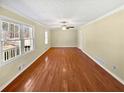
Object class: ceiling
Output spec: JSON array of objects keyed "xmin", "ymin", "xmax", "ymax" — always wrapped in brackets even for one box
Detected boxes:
[{"xmin": 0, "ymin": 0, "xmax": 124, "ymax": 28}]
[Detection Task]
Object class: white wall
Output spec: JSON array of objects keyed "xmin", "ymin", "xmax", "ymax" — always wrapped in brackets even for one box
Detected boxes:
[
  {"xmin": 78, "ymin": 8, "xmax": 124, "ymax": 84},
  {"xmin": 51, "ymin": 28, "xmax": 78, "ymax": 47}
]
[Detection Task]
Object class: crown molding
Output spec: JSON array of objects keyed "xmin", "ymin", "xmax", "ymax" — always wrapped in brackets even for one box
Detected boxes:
[
  {"xmin": 0, "ymin": 3, "xmax": 124, "ymax": 30},
  {"xmin": 79, "ymin": 5, "xmax": 124, "ymax": 29},
  {"xmin": 0, "ymin": 4, "xmax": 49, "ymax": 29}
]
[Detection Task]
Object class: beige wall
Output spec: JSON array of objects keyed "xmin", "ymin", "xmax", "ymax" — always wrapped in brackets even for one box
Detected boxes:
[
  {"xmin": 1, "ymin": 4, "xmax": 124, "ymax": 90},
  {"xmin": 0, "ymin": 7, "xmax": 51, "ymax": 90},
  {"xmin": 51, "ymin": 28, "xmax": 78, "ymax": 47},
  {"xmin": 78, "ymin": 9, "xmax": 124, "ymax": 83}
]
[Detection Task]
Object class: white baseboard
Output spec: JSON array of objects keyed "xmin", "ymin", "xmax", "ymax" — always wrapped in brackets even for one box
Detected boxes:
[
  {"xmin": 51, "ymin": 46, "xmax": 77, "ymax": 48},
  {"xmin": 78, "ymin": 48, "xmax": 124, "ymax": 85},
  {"xmin": 0, "ymin": 48, "xmax": 50, "ymax": 91}
]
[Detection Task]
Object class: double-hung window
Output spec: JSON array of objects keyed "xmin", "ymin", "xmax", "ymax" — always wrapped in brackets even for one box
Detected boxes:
[
  {"xmin": 0, "ymin": 18, "xmax": 34, "ymax": 66},
  {"xmin": 1, "ymin": 21, "xmax": 21, "ymax": 62},
  {"xmin": 23, "ymin": 25, "xmax": 33, "ymax": 52}
]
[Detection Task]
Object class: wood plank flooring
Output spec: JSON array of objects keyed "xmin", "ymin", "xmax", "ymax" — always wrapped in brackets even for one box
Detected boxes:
[{"xmin": 2, "ymin": 48, "xmax": 124, "ymax": 92}]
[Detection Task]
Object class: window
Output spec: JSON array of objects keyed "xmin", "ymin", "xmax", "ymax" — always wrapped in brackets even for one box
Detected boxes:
[
  {"xmin": 2, "ymin": 40, "xmax": 21, "ymax": 61},
  {"xmin": 1, "ymin": 21, "xmax": 21, "ymax": 62},
  {"xmin": 45, "ymin": 31, "xmax": 48, "ymax": 44},
  {"xmin": 23, "ymin": 26, "xmax": 33, "ymax": 52},
  {"xmin": 0, "ymin": 18, "xmax": 34, "ymax": 65}
]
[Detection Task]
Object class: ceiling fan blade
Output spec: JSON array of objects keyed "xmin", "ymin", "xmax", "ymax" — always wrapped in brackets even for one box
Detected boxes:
[{"xmin": 67, "ymin": 26, "xmax": 74, "ymax": 29}]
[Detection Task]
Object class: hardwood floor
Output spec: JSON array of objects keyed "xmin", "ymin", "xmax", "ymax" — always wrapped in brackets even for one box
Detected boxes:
[{"xmin": 2, "ymin": 48, "xmax": 124, "ymax": 92}]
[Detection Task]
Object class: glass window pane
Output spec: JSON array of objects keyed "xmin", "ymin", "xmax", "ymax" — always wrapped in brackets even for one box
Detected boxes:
[
  {"xmin": 0, "ymin": 42, "xmax": 1, "ymax": 53},
  {"xmin": 2, "ymin": 40, "xmax": 21, "ymax": 61},
  {"xmin": 45, "ymin": 31, "xmax": 48, "ymax": 44},
  {"xmin": 0, "ymin": 42, "xmax": 2, "ymax": 62},
  {"xmin": 2, "ymin": 21, "xmax": 8, "ymax": 31},
  {"xmin": 23, "ymin": 26, "xmax": 33, "ymax": 39},
  {"xmin": 29, "ymin": 27, "xmax": 33, "ymax": 39},
  {"xmin": 1, "ymin": 21, "xmax": 9, "ymax": 41},
  {"xmin": 14, "ymin": 24, "xmax": 20, "ymax": 39},
  {"xmin": 24, "ymin": 39, "xmax": 33, "ymax": 52},
  {"xmin": 9, "ymin": 23, "xmax": 14, "ymax": 39}
]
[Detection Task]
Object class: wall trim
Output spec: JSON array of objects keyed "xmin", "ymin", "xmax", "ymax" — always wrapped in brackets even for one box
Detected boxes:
[
  {"xmin": 78, "ymin": 47, "xmax": 124, "ymax": 85},
  {"xmin": 51, "ymin": 46, "xmax": 77, "ymax": 48},
  {"xmin": 0, "ymin": 5, "xmax": 48, "ymax": 29},
  {"xmin": 0, "ymin": 16, "xmax": 33, "ymax": 27},
  {"xmin": 0, "ymin": 48, "xmax": 50, "ymax": 91},
  {"xmin": 51, "ymin": 47, "xmax": 77, "ymax": 48},
  {"xmin": 79, "ymin": 5, "xmax": 124, "ymax": 29},
  {"xmin": 1, "ymin": 3, "xmax": 124, "ymax": 30}
]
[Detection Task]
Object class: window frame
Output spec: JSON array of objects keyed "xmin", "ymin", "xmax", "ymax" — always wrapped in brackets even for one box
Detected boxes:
[
  {"xmin": 22, "ymin": 25, "xmax": 34, "ymax": 53},
  {"xmin": 0, "ymin": 17, "xmax": 35, "ymax": 67}
]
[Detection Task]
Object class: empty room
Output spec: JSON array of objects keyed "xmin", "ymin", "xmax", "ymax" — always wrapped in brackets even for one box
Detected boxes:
[{"xmin": 0, "ymin": 0, "xmax": 124, "ymax": 92}]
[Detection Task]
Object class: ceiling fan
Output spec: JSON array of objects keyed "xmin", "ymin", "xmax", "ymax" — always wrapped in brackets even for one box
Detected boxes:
[{"xmin": 61, "ymin": 21, "xmax": 75, "ymax": 30}]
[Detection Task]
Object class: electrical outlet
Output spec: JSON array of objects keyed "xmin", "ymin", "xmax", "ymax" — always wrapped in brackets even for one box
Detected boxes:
[
  {"xmin": 94, "ymin": 56, "xmax": 105, "ymax": 64},
  {"xmin": 112, "ymin": 66, "xmax": 117, "ymax": 70},
  {"xmin": 18, "ymin": 65, "xmax": 22, "ymax": 71},
  {"xmin": 18, "ymin": 64, "xmax": 25, "ymax": 71}
]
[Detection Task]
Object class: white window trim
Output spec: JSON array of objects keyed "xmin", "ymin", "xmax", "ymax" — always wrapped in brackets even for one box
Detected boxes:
[
  {"xmin": 0, "ymin": 17, "xmax": 35, "ymax": 67},
  {"xmin": 0, "ymin": 50, "xmax": 34, "ymax": 67}
]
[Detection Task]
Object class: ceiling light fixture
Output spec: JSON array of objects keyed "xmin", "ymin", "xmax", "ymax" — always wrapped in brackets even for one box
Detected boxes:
[
  {"xmin": 61, "ymin": 21, "xmax": 67, "ymax": 30},
  {"xmin": 61, "ymin": 21, "xmax": 75, "ymax": 30},
  {"xmin": 62, "ymin": 25, "xmax": 67, "ymax": 30}
]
